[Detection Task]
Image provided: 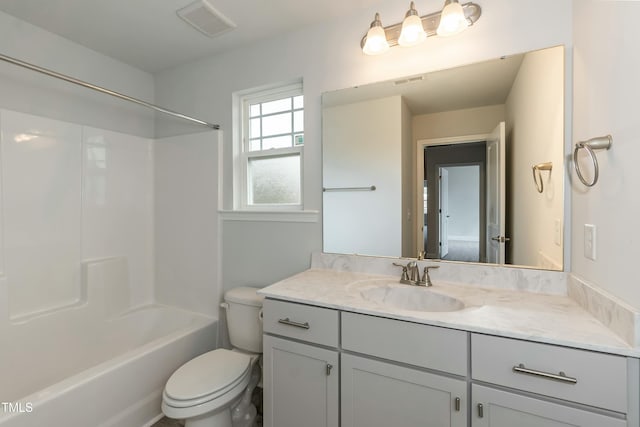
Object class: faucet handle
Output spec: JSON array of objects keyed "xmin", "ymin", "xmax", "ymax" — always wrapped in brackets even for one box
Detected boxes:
[
  {"xmin": 392, "ymin": 262, "xmax": 411, "ymax": 283},
  {"xmin": 423, "ymin": 265, "xmax": 440, "ymax": 287}
]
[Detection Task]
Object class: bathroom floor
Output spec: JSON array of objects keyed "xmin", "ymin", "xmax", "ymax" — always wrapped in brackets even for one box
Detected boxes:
[
  {"xmin": 153, "ymin": 417, "xmax": 263, "ymax": 427},
  {"xmin": 152, "ymin": 418, "xmax": 184, "ymax": 427}
]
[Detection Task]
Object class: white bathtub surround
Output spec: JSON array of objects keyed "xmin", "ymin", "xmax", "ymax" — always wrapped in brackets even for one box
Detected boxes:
[
  {"xmin": 2, "ymin": 109, "xmax": 83, "ymax": 318},
  {"xmin": 154, "ymin": 132, "xmax": 222, "ymax": 318},
  {"xmin": 82, "ymin": 126, "xmax": 155, "ymax": 308},
  {"xmin": 0, "ymin": 108, "xmax": 221, "ymax": 426},
  {"xmin": 260, "ymin": 268, "xmax": 634, "ymax": 356},
  {"xmin": 0, "ymin": 109, "xmax": 155, "ymax": 321},
  {"xmin": 312, "ymin": 252, "xmax": 568, "ymax": 295},
  {"xmin": 569, "ymin": 274, "xmax": 640, "ymax": 348},
  {"xmin": 0, "ymin": 305, "xmax": 216, "ymax": 427}
]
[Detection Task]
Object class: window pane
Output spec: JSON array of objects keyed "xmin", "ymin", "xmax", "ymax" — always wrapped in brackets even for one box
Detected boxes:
[
  {"xmin": 293, "ymin": 110, "xmax": 304, "ymax": 133},
  {"xmin": 250, "ymin": 118, "xmax": 261, "ymax": 138},
  {"xmin": 262, "ymin": 98, "xmax": 291, "ymax": 115},
  {"xmin": 250, "ymin": 104, "xmax": 260, "ymax": 117},
  {"xmin": 262, "ymin": 135, "xmax": 292, "ymax": 150},
  {"xmin": 294, "ymin": 134, "xmax": 304, "ymax": 146},
  {"xmin": 249, "ymin": 139, "xmax": 262, "ymax": 151},
  {"xmin": 293, "ymin": 95, "xmax": 303, "ymax": 109},
  {"xmin": 248, "ymin": 154, "xmax": 300, "ymax": 205},
  {"xmin": 262, "ymin": 112, "xmax": 291, "ymax": 137}
]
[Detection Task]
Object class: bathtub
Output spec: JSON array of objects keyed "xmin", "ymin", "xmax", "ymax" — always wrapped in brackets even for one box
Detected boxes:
[{"xmin": 0, "ymin": 304, "xmax": 217, "ymax": 427}]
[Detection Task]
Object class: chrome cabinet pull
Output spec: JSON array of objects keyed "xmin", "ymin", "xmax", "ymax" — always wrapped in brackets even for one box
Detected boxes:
[
  {"xmin": 326, "ymin": 363, "xmax": 333, "ymax": 376},
  {"xmin": 454, "ymin": 397, "xmax": 461, "ymax": 412},
  {"xmin": 477, "ymin": 403, "xmax": 484, "ymax": 418},
  {"xmin": 277, "ymin": 317, "xmax": 310, "ymax": 329},
  {"xmin": 513, "ymin": 363, "xmax": 577, "ymax": 384}
]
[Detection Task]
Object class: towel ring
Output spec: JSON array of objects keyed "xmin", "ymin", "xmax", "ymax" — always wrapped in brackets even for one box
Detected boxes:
[
  {"xmin": 573, "ymin": 135, "xmax": 612, "ymax": 187},
  {"xmin": 532, "ymin": 162, "xmax": 553, "ymax": 193}
]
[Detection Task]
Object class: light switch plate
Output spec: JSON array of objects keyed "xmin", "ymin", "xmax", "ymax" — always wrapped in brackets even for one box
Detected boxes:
[
  {"xmin": 554, "ymin": 219, "xmax": 562, "ymax": 246},
  {"xmin": 584, "ymin": 224, "xmax": 596, "ymax": 260}
]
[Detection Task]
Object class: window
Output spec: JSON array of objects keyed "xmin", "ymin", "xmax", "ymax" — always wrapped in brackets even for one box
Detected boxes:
[{"xmin": 237, "ymin": 83, "xmax": 304, "ymax": 210}]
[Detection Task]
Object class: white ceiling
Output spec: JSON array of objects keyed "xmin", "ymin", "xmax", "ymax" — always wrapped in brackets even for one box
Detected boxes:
[
  {"xmin": 322, "ymin": 53, "xmax": 525, "ymax": 115},
  {"xmin": 0, "ymin": 0, "xmax": 385, "ymax": 73}
]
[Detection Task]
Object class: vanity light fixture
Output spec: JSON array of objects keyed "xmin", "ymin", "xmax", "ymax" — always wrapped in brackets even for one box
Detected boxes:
[
  {"xmin": 361, "ymin": 1, "xmax": 482, "ymax": 55},
  {"xmin": 362, "ymin": 13, "xmax": 390, "ymax": 55},
  {"xmin": 398, "ymin": 2, "xmax": 427, "ymax": 47},
  {"xmin": 437, "ymin": 0, "xmax": 468, "ymax": 36}
]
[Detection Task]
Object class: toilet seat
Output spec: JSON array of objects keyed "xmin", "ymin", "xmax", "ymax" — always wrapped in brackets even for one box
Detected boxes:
[{"xmin": 163, "ymin": 349, "xmax": 251, "ymax": 408}]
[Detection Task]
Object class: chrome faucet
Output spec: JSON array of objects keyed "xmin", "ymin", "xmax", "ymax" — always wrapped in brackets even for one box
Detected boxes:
[{"xmin": 393, "ymin": 261, "xmax": 439, "ymax": 286}]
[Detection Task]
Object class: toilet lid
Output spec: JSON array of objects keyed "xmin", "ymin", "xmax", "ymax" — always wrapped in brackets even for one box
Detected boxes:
[{"xmin": 165, "ymin": 349, "xmax": 251, "ymax": 401}]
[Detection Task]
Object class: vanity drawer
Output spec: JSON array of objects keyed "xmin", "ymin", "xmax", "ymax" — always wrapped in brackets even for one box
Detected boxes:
[
  {"xmin": 341, "ymin": 312, "xmax": 468, "ymax": 376},
  {"xmin": 471, "ymin": 334, "xmax": 628, "ymax": 413},
  {"xmin": 263, "ymin": 299, "xmax": 339, "ymax": 348}
]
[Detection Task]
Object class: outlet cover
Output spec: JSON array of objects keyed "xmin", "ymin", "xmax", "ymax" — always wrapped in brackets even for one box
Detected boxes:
[{"xmin": 584, "ymin": 224, "xmax": 596, "ymax": 261}]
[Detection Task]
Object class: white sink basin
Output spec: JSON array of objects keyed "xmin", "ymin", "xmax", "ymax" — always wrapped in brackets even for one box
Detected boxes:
[{"xmin": 360, "ymin": 284, "xmax": 465, "ymax": 312}]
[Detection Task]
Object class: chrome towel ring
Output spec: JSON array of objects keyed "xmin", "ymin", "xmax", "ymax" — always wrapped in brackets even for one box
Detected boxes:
[
  {"xmin": 573, "ymin": 135, "xmax": 613, "ymax": 187},
  {"xmin": 532, "ymin": 162, "xmax": 553, "ymax": 193}
]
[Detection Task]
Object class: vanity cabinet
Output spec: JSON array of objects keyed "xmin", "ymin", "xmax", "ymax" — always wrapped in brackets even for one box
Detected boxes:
[
  {"xmin": 341, "ymin": 312, "xmax": 468, "ymax": 426},
  {"xmin": 263, "ymin": 335, "xmax": 339, "ymax": 427},
  {"xmin": 342, "ymin": 353, "xmax": 467, "ymax": 427},
  {"xmin": 471, "ymin": 334, "xmax": 636, "ymax": 427},
  {"xmin": 471, "ymin": 384, "xmax": 626, "ymax": 427},
  {"xmin": 262, "ymin": 299, "xmax": 340, "ymax": 427},
  {"xmin": 263, "ymin": 298, "xmax": 639, "ymax": 427}
]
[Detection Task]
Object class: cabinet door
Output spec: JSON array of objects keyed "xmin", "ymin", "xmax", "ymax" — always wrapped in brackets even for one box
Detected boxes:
[
  {"xmin": 472, "ymin": 385, "xmax": 626, "ymax": 427},
  {"xmin": 342, "ymin": 353, "xmax": 467, "ymax": 427},
  {"xmin": 263, "ymin": 334, "xmax": 339, "ymax": 427}
]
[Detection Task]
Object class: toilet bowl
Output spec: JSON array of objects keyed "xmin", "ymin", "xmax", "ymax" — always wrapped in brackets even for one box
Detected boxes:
[{"xmin": 161, "ymin": 287, "xmax": 264, "ymax": 427}]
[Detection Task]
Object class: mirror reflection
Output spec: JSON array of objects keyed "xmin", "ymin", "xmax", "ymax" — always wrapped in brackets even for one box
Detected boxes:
[{"xmin": 322, "ymin": 45, "xmax": 565, "ymax": 270}]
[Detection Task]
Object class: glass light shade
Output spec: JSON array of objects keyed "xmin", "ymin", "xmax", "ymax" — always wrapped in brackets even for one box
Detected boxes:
[
  {"xmin": 363, "ymin": 25, "xmax": 389, "ymax": 55},
  {"xmin": 398, "ymin": 14, "xmax": 427, "ymax": 47},
  {"xmin": 437, "ymin": 1, "xmax": 468, "ymax": 36}
]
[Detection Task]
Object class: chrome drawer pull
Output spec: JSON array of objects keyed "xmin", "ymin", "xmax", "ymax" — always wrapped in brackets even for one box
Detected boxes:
[
  {"xmin": 278, "ymin": 318, "xmax": 310, "ymax": 329},
  {"xmin": 477, "ymin": 403, "xmax": 484, "ymax": 418},
  {"xmin": 454, "ymin": 397, "xmax": 461, "ymax": 412},
  {"xmin": 513, "ymin": 364, "xmax": 577, "ymax": 384}
]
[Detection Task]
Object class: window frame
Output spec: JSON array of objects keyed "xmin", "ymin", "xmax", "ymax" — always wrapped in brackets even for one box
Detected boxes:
[{"xmin": 237, "ymin": 82, "xmax": 304, "ymax": 211}]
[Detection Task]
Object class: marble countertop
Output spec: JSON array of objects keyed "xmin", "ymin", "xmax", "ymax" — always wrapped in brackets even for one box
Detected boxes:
[{"xmin": 259, "ymin": 268, "xmax": 639, "ymax": 357}]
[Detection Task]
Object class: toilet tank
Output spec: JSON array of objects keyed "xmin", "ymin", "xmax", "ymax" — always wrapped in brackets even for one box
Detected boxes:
[{"xmin": 224, "ymin": 287, "xmax": 264, "ymax": 353}]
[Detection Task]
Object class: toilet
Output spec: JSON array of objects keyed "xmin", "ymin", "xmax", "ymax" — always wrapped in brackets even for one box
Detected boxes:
[{"xmin": 162, "ymin": 287, "xmax": 264, "ymax": 427}]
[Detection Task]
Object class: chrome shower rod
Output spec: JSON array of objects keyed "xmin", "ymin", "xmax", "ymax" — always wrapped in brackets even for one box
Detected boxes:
[{"xmin": 0, "ymin": 52, "xmax": 220, "ymax": 130}]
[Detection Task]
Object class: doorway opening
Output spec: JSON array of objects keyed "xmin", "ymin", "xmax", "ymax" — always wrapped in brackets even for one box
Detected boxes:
[{"xmin": 422, "ymin": 141, "xmax": 487, "ymax": 262}]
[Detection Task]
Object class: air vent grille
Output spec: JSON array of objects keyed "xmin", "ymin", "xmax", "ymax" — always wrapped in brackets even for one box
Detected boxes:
[{"xmin": 177, "ymin": 0, "xmax": 236, "ymax": 38}]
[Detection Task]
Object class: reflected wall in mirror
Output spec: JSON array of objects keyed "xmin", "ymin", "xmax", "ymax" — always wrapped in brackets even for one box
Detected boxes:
[{"xmin": 322, "ymin": 45, "xmax": 565, "ymax": 271}]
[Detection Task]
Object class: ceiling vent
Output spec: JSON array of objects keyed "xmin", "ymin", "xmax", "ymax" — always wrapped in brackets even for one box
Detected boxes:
[{"xmin": 177, "ymin": 0, "xmax": 236, "ymax": 38}]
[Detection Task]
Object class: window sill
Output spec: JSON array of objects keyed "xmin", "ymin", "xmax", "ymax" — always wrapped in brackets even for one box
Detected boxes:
[{"xmin": 219, "ymin": 210, "xmax": 319, "ymax": 223}]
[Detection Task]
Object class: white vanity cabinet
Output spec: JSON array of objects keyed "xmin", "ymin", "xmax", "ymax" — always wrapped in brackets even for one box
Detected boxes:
[
  {"xmin": 471, "ymin": 334, "xmax": 637, "ymax": 427},
  {"xmin": 262, "ymin": 299, "xmax": 340, "ymax": 427},
  {"xmin": 341, "ymin": 312, "xmax": 468, "ymax": 426},
  {"xmin": 262, "ymin": 298, "xmax": 639, "ymax": 427},
  {"xmin": 471, "ymin": 384, "xmax": 626, "ymax": 427},
  {"xmin": 342, "ymin": 353, "xmax": 467, "ymax": 427}
]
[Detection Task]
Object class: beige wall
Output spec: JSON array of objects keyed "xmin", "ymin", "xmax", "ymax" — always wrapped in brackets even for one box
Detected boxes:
[
  {"xmin": 505, "ymin": 47, "xmax": 564, "ymax": 269},
  {"xmin": 413, "ymin": 105, "xmax": 506, "ymax": 142},
  {"xmin": 401, "ymin": 98, "xmax": 414, "ymax": 257}
]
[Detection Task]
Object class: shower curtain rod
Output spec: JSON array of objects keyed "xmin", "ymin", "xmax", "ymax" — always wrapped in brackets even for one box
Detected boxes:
[{"xmin": 0, "ymin": 52, "xmax": 220, "ymax": 130}]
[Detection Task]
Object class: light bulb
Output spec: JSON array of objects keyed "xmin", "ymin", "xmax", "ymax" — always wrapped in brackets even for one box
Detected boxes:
[
  {"xmin": 437, "ymin": 0, "xmax": 468, "ymax": 36},
  {"xmin": 362, "ymin": 13, "xmax": 389, "ymax": 55},
  {"xmin": 398, "ymin": 3, "xmax": 426, "ymax": 47}
]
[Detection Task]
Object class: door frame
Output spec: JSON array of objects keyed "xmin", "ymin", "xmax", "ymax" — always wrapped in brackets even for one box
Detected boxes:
[{"xmin": 416, "ymin": 133, "xmax": 489, "ymax": 257}]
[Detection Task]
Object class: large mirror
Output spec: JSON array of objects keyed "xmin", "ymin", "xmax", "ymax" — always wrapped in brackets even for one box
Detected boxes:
[{"xmin": 322, "ymin": 45, "xmax": 565, "ymax": 271}]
